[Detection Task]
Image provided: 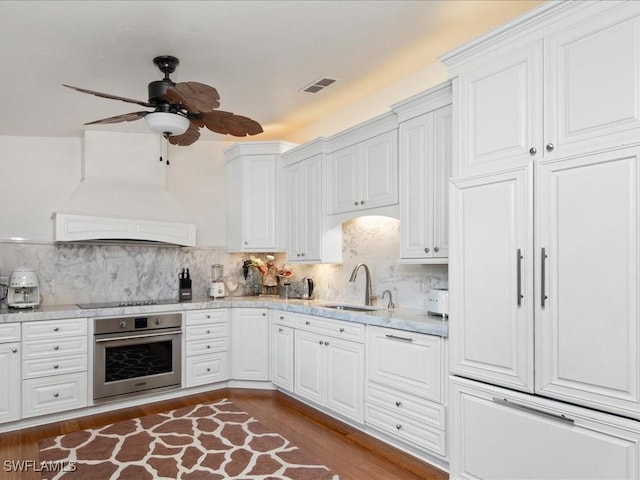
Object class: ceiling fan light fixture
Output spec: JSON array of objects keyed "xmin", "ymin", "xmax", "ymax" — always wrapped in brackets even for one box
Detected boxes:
[{"xmin": 145, "ymin": 112, "xmax": 190, "ymax": 136}]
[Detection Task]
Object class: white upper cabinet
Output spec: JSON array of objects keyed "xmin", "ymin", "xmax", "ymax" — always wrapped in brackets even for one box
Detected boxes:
[
  {"xmin": 326, "ymin": 113, "xmax": 398, "ymax": 217},
  {"xmin": 545, "ymin": 9, "xmax": 640, "ymax": 158},
  {"xmin": 225, "ymin": 141, "xmax": 296, "ymax": 253},
  {"xmin": 454, "ymin": 42, "xmax": 543, "ymax": 176},
  {"xmin": 393, "ymin": 82, "xmax": 452, "ymax": 262},
  {"xmin": 535, "ymin": 147, "xmax": 640, "ymax": 419},
  {"xmin": 449, "ymin": 165, "xmax": 534, "ymax": 393},
  {"xmin": 446, "ymin": 1, "xmax": 640, "ymax": 178},
  {"xmin": 282, "ymin": 140, "xmax": 342, "ymax": 264}
]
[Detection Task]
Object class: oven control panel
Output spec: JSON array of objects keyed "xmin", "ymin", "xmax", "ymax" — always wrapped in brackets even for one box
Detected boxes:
[{"xmin": 94, "ymin": 312, "xmax": 182, "ymax": 335}]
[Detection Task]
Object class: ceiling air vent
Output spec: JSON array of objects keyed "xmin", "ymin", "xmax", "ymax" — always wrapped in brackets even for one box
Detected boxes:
[{"xmin": 301, "ymin": 77, "xmax": 338, "ymax": 94}]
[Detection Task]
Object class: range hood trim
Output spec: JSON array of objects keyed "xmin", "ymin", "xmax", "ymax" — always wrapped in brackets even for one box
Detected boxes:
[{"xmin": 52, "ymin": 213, "xmax": 196, "ymax": 247}]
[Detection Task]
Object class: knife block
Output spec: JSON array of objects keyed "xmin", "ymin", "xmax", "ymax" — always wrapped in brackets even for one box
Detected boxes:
[{"xmin": 179, "ymin": 278, "xmax": 192, "ymax": 301}]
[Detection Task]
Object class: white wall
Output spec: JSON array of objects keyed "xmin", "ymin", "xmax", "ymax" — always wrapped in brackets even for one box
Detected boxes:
[{"xmin": 0, "ymin": 136, "xmax": 81, "ymax": 242}]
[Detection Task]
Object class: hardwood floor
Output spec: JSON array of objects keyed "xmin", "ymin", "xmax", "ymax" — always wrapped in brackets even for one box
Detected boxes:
[{"xmin": 0, "ymin": 388, "xmax": 449, "ymax": 480}]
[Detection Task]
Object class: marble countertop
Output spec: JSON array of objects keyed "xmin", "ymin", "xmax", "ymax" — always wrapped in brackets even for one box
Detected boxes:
[{"xmin": 0, "ymin": 296, "xmax": 448, "ymax": 337}]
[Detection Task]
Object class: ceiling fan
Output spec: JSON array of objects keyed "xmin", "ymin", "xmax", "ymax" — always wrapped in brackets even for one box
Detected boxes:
[{"xmin": 64, "ymin": 55, "xmax": 263, "ymax": 146}]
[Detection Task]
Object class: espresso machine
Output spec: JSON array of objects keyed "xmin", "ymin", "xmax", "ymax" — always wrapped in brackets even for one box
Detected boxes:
[
  {"xmin": 209, "ymin": 264, "xmax": 225, "ymax": 299},
  {"xmin": 7, "ymin": 267, "xmax": 40, "ymax": 308}
]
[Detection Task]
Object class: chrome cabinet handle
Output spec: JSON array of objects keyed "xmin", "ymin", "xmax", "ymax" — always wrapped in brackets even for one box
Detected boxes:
[
  {"xmin": 278, "ymin": 328, "xmax": 283, "ymax": 332},
  {"xmin": 53, "ymin": 345, "xmax": 59, "ymax": 351},
  {"xmin": 395, "ymin": 424, "xmax": 402, "ymax": 430},
  {"xmin": 395, "ymin": 401, "xmax": 401, "ymax": 407},
  {"xmin": 325, "ymin": 341, "xmax": 330, "ymax": 346},
  {"xmin": 319, "ymin": 340, "xmax": 323, "ymax": 345},
  {"xmin": 54, "ymin": 393, "xmax": 59, "ymax": 398},
  {"xmin": 54, "ymin": 327, "xmax": 59, "ymax": 332},
  {"xmin": 424, "ymin": 247, "xmax": 430, "ymax": 253},
  {"xmin": 354, "ymin": 201, "xmax": 359, "ymax": 206},
  {"xmin": 360, "ymin": 200, "xmax": 365, "ymax": 205},
  {"xmin": 492, "ymin": 397, "xmax": 573, "ymax": 424},
  {"xmin": 529, "ymin": 147, "xmax": 537, "ymax": 155},
  {"xmin": 339, "ymin": 328, "xmax": 345, "ymax": 333},
  {"xmin": 53, "ymin": 364, "xmax": 59, "ymax": 369},
  {"xmin": 541, "ymin": 248, "xmax": 548, "ymax": 307},
  {"xmin": 11, "ymin": 348, "xmax": 17, "ymax": 354},
  {"xmin": 206, "ymin": 367, "xmax": 211, "ymax": 372},
  {"xmin": 434, "ymin": 247, "xmax": 439, "ymax": 253},
  {"xmin": 305, "ymin": 321, "xmax": 310, "ymax": 325},
  {"xmin": 546, "ymin": 143, "xmax": 554, "ymax": 152},
  {"xmin": 517, "ymin": 248, "xmax": 524, "ymax": 307},
  {"xmin": 385, "ymin": 334, "xmax": 413, "ymax": 343}
]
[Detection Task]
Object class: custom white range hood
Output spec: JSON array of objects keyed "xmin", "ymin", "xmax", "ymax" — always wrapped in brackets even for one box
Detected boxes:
[{"xmin": 53, "ymin": 131, "xmax": 196, "ymax": 246}]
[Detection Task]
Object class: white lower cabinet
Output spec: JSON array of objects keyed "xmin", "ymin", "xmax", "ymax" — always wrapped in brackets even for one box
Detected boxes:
[
  {"xmin": 366, "ymin": 325, "xmax": 446, "ymax": 459},
  {"xmin": 21, "ymin": 318, "xmax": 88, "ymax": 418},
  {"xmin": 451, "ymin": 376, "xmax": 640, "ymax": 480},
  {"xmin": 0, "ymin": 323, "xmax": 21, "ymax": 424},
  {"xmin": 185, "ymin": 309, "xmax": 229, "ymax": 387},
  {"xmin": 271, "ymin": 311, "xmax": 294, "ymax": 391},
  {"xmin": 231, "ymin": 308, "xmax": 270, "ymax": 381},
  {"xmin": 294, "ymin": 314, "xmax": 365, "ymax": 423}
]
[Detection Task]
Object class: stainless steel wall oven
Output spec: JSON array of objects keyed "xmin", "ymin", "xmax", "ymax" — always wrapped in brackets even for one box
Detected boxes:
[{"xmin": 93, "ymin": 313, "xmax": 182, "ymax": 402}]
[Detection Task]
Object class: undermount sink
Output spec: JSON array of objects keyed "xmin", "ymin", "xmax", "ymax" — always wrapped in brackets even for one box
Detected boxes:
[{"xmin": 321, "ymin": 304, "xmax": 383, "ymax": 312}]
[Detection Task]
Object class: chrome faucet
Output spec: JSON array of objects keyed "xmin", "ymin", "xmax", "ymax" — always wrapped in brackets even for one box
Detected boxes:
[
  {"xmin": 381, "ymin": 289, "xmax": 395, "ymax": 310},
  {"xmin": 349, "ymin": 263, "xmax": 374, "ymax": 306}
]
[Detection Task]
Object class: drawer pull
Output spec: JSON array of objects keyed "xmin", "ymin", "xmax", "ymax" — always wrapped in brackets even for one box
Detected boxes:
[
  {"xmin": 280, "ymin": 316, "xmax": 284, "ymax": 320},
  {"xmin": 206, "ymin": 315, "xmax": 211, "ymax": 319},
  {"xmin": 53, "ymin": 345, "xmax": 59, "ymax": 351},
  {"xmin": 206, "ymin": 368, "xmax": 211, "ymax": 372},
  {"xmin": 54, "ymin": 393, "xmax": 59, "ymax": 398},
  {"xmin": 207, "ymin": 345, "xmax": 211, "ymax": 349},
  {"xmin": 385, "ymin": 334, "xmax": 413, "ymax": 343},
  {"xmin": 11, "ymin": 348, "xmax": 17, "ymax": 354},
  {"xmin": 395, "ymin": 424, "xmax": 402, "ymax": 430},
  {"xmin": 278, "ymin": 328, "xmax": 283, "ymax": 332},
  {"xmin": 395, "ymin": 401, "xmax": 402, "ymax": 407},
  {"xmin": 492, "ymin": 397, "xmax": 574, "ymax": 424},
  {"xmin": 206, "ymin": 330, "xmax": 210, "ymax": 334},
  {"xmin": 325, "ymin": 341, "xmax": 330, "ymax": 346},
  {"xmin": 319, "ymin": 340, "xmax": 324, "ymax": 345},
  {"xmin": 53, "ymin": 364, "xmax": 59, "ymax": 369},
  {"xmin": 305, "ymin": 320, "xmax": 311, "ymax": 325},
  {"xmin": 339, "ymin": 328, "xmax": 345, "ymax": 333},
  {"xmin": 54, "ymin": 327, "xmax": 59, "ymax": 332}
]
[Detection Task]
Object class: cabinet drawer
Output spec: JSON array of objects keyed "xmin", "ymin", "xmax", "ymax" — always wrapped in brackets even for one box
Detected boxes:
[
  {"xmin": 186, "ymin": 337, "xmax": 228, "ymax": 356},
  {"xmin": 23, "ymin": 318, "xmax": 87, "ymax": 340},
  {"xmin": 23, "ymin": 354, "xmax": 87, "ymax": 379},
  {"xmin": 296, "ymin": 314, "xmax": 365, "ymax": 343},
  {"xmin": 0, "ymin": 323, "xmax": 20, "ymax": 342},
  {"xmin": 186, "ymin": 352, "xmax": 228, "ymax": 387},
  {"xmin": 272, "ymin": 310, "xmax": 295, "ymax": 327},
  {"xmin": 23, "ymin": 336, "xmax": 87, "ymax": 359},
  {"xmin": 186, "ymin": 322, "xmax": 228, "ymax": 341},
  {"xmin": 22, "ymin": 372, "xmax": 88, "ymax": 418},
  {"xmin": 186, "ymin": 309, "xmax": 227, "ymax": 326},
  {"xmin": 367, "ymin": 383, "xmax": 446, "ymax": 429},
  {"xmin": 365, "ymin": 402, "xmax": 446, "ymax": 457},
  {"xmin": 367, "ymin": 325, "xmax": 442, "ymax": 401}
]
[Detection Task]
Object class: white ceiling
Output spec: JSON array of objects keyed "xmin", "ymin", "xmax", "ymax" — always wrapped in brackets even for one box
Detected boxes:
[{"xmin": 0, "ymin": 0, "xmax": 542, "ymax": 142}]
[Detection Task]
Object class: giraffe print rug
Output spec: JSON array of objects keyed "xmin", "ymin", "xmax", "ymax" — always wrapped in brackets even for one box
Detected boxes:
[{"xmin": 38, "ymin": 399, "xmax": 340, "ymax": 480}]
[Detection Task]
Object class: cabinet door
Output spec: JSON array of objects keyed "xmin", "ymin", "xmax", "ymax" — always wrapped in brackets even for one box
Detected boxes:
[
  {"xmin": 399, "ymin": 113, "xmax": 431, "ymax": 259},
  {"xmin": 451, "ymin": 377, "xmax": 640, "ymax": 480},
  {"xmin": 456, "ymin": 42, "xmax": 543, "ymax": 176},
  {"xmin": 325, "ymin": 337, "xmax": 364, "ymax": 422},
  {"xmin": 230, "ymin": 309, "xmax": 269, "ymax": 381},
  {"xmin": 243, "ymin": 155, "xmax": 277, "ymax": 249},
  {"xmin": 431, "ymin": 105, "xmax": 452, "ymax": 259},
  {"xmin": 302, "ymin": 155, "xmax": 323, "ymax": 261},
  {"xmin": 327, "ymin": 145, "xmax": 360, "ymax": 214},
  {"xmin": 545, "ymin": 9, "xmax": 640, "ymax": 159},
  {"xmin": 361, "ymin": 130, "xmax": 398, "ymax": 210},
  {"xmin": 294, "ymin": 330, "xmax": 324, "ymax": 405},
  {"xmin": 536, "ymin": 147, "xmax": 640, "ymax": 418},
  {"xmin": 271, "ymin": 324, "xmax": 294, "ymax": 391},
  {"xmin": 0, "ymin": 342, "xmax": 20, "ymax": 424},
  {"xmin": 286, "ymin": 161, "xmax": 305, "ymax": 262},
  {"xmin": 450, "ymin": 165, "xmax": 534, "ymax": 392}
]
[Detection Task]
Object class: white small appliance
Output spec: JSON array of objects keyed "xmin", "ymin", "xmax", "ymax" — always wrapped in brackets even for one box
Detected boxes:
[
  {"xmin": 209, "ymin": 264, "xmax": 225, "ymax": 299},
  {"xmin": 8, "ymin": 267, "xmax": 40, "ymax": 308},
  {"xmin": 426, "ymin": 288, "xmax": 448, "ymax": 317}
]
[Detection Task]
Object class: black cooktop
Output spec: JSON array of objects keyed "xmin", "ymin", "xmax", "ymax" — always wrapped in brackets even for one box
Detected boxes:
[{"xmin": 76, "ymin": 299, "xmax": 178, "ymax": 309}]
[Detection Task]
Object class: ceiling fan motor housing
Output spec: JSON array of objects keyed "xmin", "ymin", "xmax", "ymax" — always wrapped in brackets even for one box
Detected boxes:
[{"xmin": 149, "ymin": 55, "xmax": 180, "ymax": 107}]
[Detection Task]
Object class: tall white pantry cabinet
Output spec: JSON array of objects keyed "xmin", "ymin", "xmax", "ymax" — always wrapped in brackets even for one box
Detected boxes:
[{"xmin": 443, "ymin": 1, "xmax": 640, "ymax": 478}]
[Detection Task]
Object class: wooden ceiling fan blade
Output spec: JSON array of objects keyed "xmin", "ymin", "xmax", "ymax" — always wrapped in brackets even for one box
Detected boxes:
[
  {"xmin": 201, "ymin": 110, "xmax": 234, "ymax": 135},
  {"xmin": 234, "ymin": 115, "xmax": 264, "ymax": 136},
  {"xmin": 167, "ymin": 122, "xmax": 201, "ymax": 146},
  {"xmin": 164, "ymin": 82, "xmax": 220, "ymax": 113},
  {"xmin": 63, "ymin": 84, "xmax": 154, "ymax": 107},
  {"xmin": 84, "ymin": 111, "xmax": 149, "ymax": 125}
]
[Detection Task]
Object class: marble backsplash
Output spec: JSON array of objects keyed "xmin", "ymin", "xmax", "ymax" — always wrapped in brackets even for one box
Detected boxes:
[{"xmin": 0, "ymin": 216, "xmax": 447, "ymax": 310}]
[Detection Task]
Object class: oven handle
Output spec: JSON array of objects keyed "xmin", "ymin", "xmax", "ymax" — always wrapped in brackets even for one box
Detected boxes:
[{"xmin": 95, "ymin": 330, "xmax": 181, "ymax": 343}]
